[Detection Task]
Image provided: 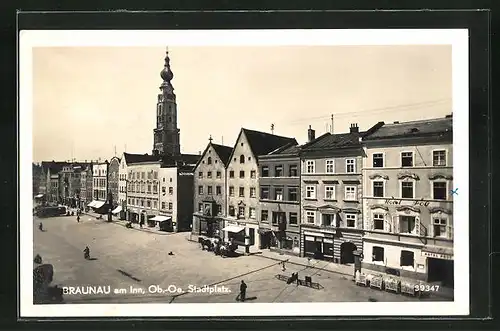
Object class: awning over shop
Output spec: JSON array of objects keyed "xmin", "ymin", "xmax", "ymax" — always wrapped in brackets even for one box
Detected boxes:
[
  {"xmin": 87, "ymin": 201, "xmax": 97, "ymax": 208},
  {"xmin": 222, "ymin": 225, "xmax": 245, "ymax": 233},
  {"xmin": 111, "ymin": 206, "xmax": 122, "ymax": 214},
  {"xmin": 150, "ymin": 215, "xmax": 171, "ymax": 222},
  {"xmin": 34, "ymin": 194, "xmax": 44, "ymax": 199},
  {"xmin": 92, "ymin": 201, "xmax": 105, "ymax": 209}
]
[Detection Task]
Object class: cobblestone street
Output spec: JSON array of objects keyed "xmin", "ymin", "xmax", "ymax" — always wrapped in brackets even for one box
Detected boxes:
[{"xmin": 33, "ymin": 215, "xmax": 436, "ymax": 304}]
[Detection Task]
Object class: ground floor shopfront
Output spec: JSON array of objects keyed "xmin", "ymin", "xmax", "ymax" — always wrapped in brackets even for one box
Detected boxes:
[
  {"xmin": 361, "ymin": 236, "xmax": 454, "ymax": 286},
  {"xmin": 259, "ymin": 226, "xmax": 300, "ymax": 256},
  {"xmin": 300, "ymin": 225, "xmax": 363, "ymax": 264},
  {"xmin": 192, "ymin": 213, "xmax": 224, "ymax": 239},
  {"xmin": 222, "ymin": 218, "xmax": 260, "ymax": 249}
]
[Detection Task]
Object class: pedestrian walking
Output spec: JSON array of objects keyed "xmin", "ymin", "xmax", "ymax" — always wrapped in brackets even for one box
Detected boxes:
[
  {"xmin": 77, "ymin": 215, "xmax": 80, "ymax": 223},
  {"xmin": 239, "ymin": 280, "xmax": 247, "ymax": 302}
]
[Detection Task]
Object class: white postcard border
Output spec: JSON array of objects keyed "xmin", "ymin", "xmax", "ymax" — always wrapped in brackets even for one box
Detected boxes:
[{"xmin": 19, "ymin": 29, "xmax": 469, "ymax": 317}]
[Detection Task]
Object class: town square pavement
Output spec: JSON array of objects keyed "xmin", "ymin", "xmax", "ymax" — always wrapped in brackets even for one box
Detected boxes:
[{"xmin": 32, "ymin": 214, "xmax": 440, "ymax": 304}]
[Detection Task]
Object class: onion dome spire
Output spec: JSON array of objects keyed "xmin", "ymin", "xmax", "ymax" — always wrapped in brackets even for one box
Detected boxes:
[{"xmin": 159, "ymin": 47, "xmax": 175, "ymax": 96}]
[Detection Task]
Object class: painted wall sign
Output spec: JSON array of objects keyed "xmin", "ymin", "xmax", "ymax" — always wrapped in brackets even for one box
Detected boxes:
[
  {"xmin": 422, "ymin": 252, "xmax": 453, "ymax": 260},
  {"xmin": 384, "ymin": 197, "xmax": 430, "ymax": 207}
]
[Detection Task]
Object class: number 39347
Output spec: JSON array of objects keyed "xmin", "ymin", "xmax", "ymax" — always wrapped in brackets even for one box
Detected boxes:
[{"xmin": 414, "ymin": 284, "xmax": 440, "ymax": 292}]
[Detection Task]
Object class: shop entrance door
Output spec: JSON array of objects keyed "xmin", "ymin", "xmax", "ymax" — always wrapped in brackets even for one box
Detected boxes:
[
  {"xmin": 427, "ymin": 258, "xmax": 454, "ymax": 287},
  {"xmin": 340, "ymin": 242, "xmax": 357, "ymax": 264}
]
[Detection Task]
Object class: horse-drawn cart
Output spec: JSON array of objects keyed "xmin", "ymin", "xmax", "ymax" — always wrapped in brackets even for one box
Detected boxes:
[{"xmin": 275, "ymin": 274, "xmax": 324, "ymax": 290}]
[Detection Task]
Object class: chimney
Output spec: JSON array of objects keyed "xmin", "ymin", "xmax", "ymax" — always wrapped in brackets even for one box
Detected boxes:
[
  {"xmin": 199, "ymin": 151, "xmax": 202, "ymax": 155},
  {"xmin": 307, "ymin": 125, "xmax": 316, "ymax": 142},
  {"xmin": 349, "ymin": 123, "xmax": 359, "ymax": 133},
  {"xmin": 445, "ymin": 114, "xmax": 453, "ymax": 118}
]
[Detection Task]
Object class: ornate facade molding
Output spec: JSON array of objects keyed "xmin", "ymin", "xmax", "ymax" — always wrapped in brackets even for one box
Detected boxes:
[
  {"xmin": 368, "ymin": 174, "xmax": 389, "ymax": 180},
  {"xmin": 342, "ymin": 208, "xmax": 361, "ymax": 214},
  {"xmin": 428, "ymin": 173, "xmax": 453, "ymax": 180},
  {"xmin": 428, "ymin": 207, "xmax": 453, "ymax": 214},
  {"xmin": 397, "ymin": 172, "xmax": 420, "ymax": 180},
  {"xmin": 395, "ymin": 205, "xmax": 421, "ymax": 213},
  {"xmin": 369, "ymin": 204, "xmax": 389, "ymax": 211},
  {"xmin": 303, "ymin": 205, "xmax": 317, "ymax": 211}
]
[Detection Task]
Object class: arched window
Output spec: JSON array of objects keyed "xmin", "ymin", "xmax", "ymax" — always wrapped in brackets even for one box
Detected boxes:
[
  {"xmin": 207, "ymin": 157, "xmax": 212, "ymax": 165},
  {"xmin": 240, "ymin": 155, "xmax": 245, "ymax": 164}
]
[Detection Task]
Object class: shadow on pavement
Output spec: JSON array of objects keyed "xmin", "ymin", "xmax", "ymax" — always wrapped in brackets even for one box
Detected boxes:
[{"xmin": 235, "ymin": 296, "xmax": 257, "ymax": 302}]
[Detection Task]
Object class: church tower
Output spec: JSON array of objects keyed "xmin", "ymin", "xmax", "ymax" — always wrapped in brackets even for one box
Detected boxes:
[{"xmin": 153, "ymin": 48, "xmax": 181, "ymax": 157}]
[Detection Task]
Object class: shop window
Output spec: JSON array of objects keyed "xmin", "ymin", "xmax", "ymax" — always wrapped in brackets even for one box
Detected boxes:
[
  {"xmin": 305, "ymin": 160, "xmax": 315, "ymax": 174},
  {"xmin": 229, "ymin": 170, "xmax": 234, "ymax": 178},
  {"xmin": 207, "ymin": 186, "xmax": 213, "ymax": 195},
  {"xmin": 288, "ymin": 187, "xmax": 298, "ymax": 201},
  {"xmin": 250, "ymin": 187, "xmax": 256, "ymax": 198},
  {"xmin": 240, "ymin": 155, "xmax": 245, "ymax": 164},
  {"xmin": 433, "ymin": 218, "xmax": 447, "ymax": 237},
  {"xmin": 401, "ymin": 181, "xmax": 414, "ymax": 198},
  {"xmin": 261, "ymin": 210, "xmax": 269, "ymax": 222},
  {"xmin": 289, "ymin": 164, "xmax": 298, "ymax": 177},
  {"xmin": 345, "ymin": 214, "xmax": 356, "ymax": 228},
  {"xmin": 401, "ymin": 152, "xmax": 413, "ymax": 167},
  {"xmin": 216, "ymin": 186, "xmax": 222, "ymax": 195},
  {"xmin": 216, "ymin": 171, "xmax": 221, "ymax": 179},
  {"xmin": 260, "ymin": 187, "xmax": 269, "ymax": 199},
  {"xmin": 372, "ymin": 246, "xmax": 384, "ymax": 262},
  {"xmin": 373, "ymin": 213, "xmax": 385, "ymax": 230},
  {"xmin": 229, "ymin": 186, "xmax": 235, "ymax": 196},
  {"xmin": 274, "ymin": 188, "xmax": 283, "ymax": 200},
  {"xmin": 325, "ymin": 186, "xmax": 335, "ymax": 200},
  {"xmin": 275, "ymin": 165, "xmax": 283, "ymax": 177},
  {"xmin": 229, "ymin": 206, "xmax": 235, "ymax": 217},
  {"xmin": 433, "ymin": 182, "xmax": 447, "ymax": 200},
  {"xmin": 400, "ymin": 250, "xmax": 414, "ymax": 267},
  {"xmin": 207, "ymin": 171, "xmax": 212, "ymax": 178},
  {"xmin": 249, "ymin": 207, "xmax": 256, "ymax": 219},
  {"xmin": 306, "ymin": 186, "xmax": 316, "ymax": 199},
  {"xmin": 433, "ymin": 150, "xmax": 446, "ymax": 166},
  {"xmin": 373, "ymin": 181, "xmax": 384, "ymax": 197},
  {"xmin": 198, "ymin": 186, "xmax": 204, "ymax": 195},
  {"xmin": 346, "ymin": 159, "xmax": 355, "ymax": 173},
  {"xmin": 289, "ymin": 212, "xmax": 298, "ymax": 225},
  {"xmin": 239, "ymin": 187, "xmax": 245, "ymax": 197},
  {"xmin": 372, "ymin": 153, "xmax": 384, "ymax": 167},
  {"xmin": 400, "ymin": 216, "xmax": 416, "ymax": 234},
  {"xmin": 322, "ymin": 214, "xmax": 334, "ymax": 227},
  {"xmin": 261, "ymin": 166, "xmax": 269, "ymax": 177},
  {"xmin": 344, "ymin": 186, "xmax": 356, "ymax": 200},
  {"xmin": 306, "ymin": 211, "xmax": 315, "ymax": 224}
]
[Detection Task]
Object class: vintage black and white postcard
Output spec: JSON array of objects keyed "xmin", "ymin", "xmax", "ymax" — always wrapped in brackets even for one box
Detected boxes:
[{"xmin": 19, "ymin": 29, "xmax": 469, "ymax": 317}]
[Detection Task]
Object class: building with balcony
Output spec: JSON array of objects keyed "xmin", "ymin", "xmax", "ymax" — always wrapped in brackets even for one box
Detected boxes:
[
  {"xmin": 90, "ymin": 161, "xmax": 110, "ymax": 213},
  {"xmin": 80, "ymin": 163, "xmax": 93, "ymax": 208},
  {"xmin": 258, "ymin": 143, "xmax": 301, "ymax": 255},
  {"xmin": 118, "ymin": 155, "xmax": 129, "ymax": 220},
  {"xmin": 192, "ymin": 138, "xmax": 233, "ymax": 240},
  {"xmin": 223, "ymin": 128, "xmax": 297, "ymax": 249},
  {"xmin": 361, "ymin": 115, "xmax": 454, "ymax": 286},
  {"xmin": 299, "ymin": 124, "xmax": 376, "ymax": 263},
  {"xmin": 108, "ymin": 156, "xmax": 121, "ymax": 213}
]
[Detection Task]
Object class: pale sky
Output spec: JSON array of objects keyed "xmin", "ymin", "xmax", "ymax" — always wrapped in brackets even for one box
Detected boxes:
[{"xmin": 32, "ymin": 45, "xmax": 452, "ymax": 162}]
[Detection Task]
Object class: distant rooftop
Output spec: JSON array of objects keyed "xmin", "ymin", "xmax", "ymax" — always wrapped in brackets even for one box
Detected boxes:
[{"xmin": 363, "ymin": 116, "xmax": 452, "ymax": 140}]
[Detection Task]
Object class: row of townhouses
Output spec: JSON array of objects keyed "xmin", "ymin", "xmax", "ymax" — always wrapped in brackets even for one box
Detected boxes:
[{"xmin": 33, "ymin": 49, "xmax": 454, "ymax": 287}]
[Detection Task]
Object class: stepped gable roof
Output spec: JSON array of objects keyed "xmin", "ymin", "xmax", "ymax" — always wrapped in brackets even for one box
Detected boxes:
[
  {"xmin": 123, "ymin": 153, "xmax": 161, "ymax": 165},
  {"xmin": 212, "ymin": 143, "xmax": 233, "ymax": 165},
  {"xmin": 363, "ymin": 117, "xmax": 452, "ymax": 140},
  {"xmin": 242, "ymin": 128, "xmax": 297, "ymax": 157},
  {"xmin": 302, "ymin": 131, "xmax": 364, "ymax": 151}
]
